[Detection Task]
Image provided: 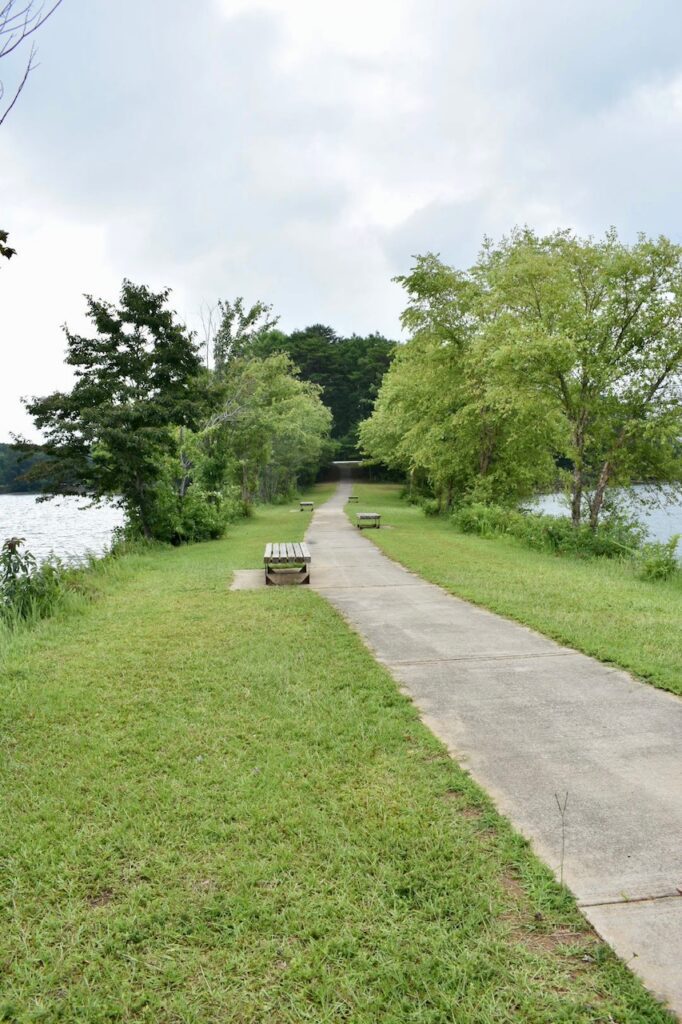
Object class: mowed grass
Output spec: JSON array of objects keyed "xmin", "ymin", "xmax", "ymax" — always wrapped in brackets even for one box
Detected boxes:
[
  {"xmin": 349, "ymin": 484, "xmax": 682, "ymax": 697},
  {"xmin": 0, "ymin": 485, "xmax": 672, "ymax": 1021}
]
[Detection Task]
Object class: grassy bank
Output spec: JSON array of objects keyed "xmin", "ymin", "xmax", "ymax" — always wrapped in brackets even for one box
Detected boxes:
[
  {"xmin": 349, "ymin": 484, "xmax": 682, "ymax": 698},
  {"xmin": 0, "ymin": 484, "xmax": 337, "ymax": 650},
  {"xmin": 0, "ymin": 485, "xmax": 671, "ymax": 1021}
]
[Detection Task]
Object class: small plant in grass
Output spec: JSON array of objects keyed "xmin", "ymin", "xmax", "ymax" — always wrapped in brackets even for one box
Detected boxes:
[
  {"xmin": 637, "ymin": 535, "xmax": 680, "ymax": 581},
  {"xmin": 0, "ymin": 536, "xmax": 64, "ymax": 625}
]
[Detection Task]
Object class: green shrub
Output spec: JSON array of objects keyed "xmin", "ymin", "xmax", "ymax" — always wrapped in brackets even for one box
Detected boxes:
[
  {"xmin": 452, "ymin": 502, "xmax": 514, "ymax": 537},
  {"xmin": 132, "ymin": 478, "xmax": 245, "ymax": 545},
  {"xmin": 0, "ymin": 537, "xmax": 65, "ymax": 626},
  {"xmin": 637, "ymin": 535, "xmax": 680, "ymax": 581},
  {"xmin": 419, "ymin": 497, "xmax": 441, "ymax": 517},
  {"xmin": 452, "ymin": 502, "xmax": 649, "ymax": 561}
]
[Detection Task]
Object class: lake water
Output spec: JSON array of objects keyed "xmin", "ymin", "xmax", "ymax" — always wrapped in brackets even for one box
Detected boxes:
[
  {"xmin": 0, "ymin": 495, "xmax": 125, "ymax": 565},
  {"xmin": 531, "ymin": 485, "xmax": 682, "ymax": 547}
]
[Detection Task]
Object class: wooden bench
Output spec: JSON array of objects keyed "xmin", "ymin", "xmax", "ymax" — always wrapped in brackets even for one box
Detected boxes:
[
  {"xmin": 356, "ymin": 512, "xmax": 381, "ymax": 529},
  {"xmin": 299, "ymin": 501, "xmax": 314, "ymax": 511},
  {"xmin": 264, "ymin": 542, "xmax": 311, "ymax": 585},
  {"xmin": 347, "ymin": 495, "xmax": 359, "ymax": 503}
]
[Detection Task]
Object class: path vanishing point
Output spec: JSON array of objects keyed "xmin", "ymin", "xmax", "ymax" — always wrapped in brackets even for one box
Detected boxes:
[{"xmin": 306, "ymin": 481, "xmax": 682, "ymax": 1017}]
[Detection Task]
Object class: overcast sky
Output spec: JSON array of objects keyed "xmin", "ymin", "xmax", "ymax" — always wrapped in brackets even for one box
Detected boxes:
[{"xmin": 2, "ymin": 0, "xmax": 682, "ymax": 441}]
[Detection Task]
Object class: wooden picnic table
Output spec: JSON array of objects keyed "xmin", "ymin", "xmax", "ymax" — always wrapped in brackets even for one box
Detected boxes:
[
  {"xmin": 263, "ymin": 542, "xmax": 311, "ymax": 585},
  {"xmin": 356, "ymin": 512, "xmax": 381, "ymax": 529}
]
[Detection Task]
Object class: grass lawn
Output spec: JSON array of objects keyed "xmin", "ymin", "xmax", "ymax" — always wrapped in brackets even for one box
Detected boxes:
[
  {"xmin": 0, "ymin": 484, "xmax": 672, "ymax": 1022},
  {"xmin": 349, "ymin": 483, "xmax": 682, "ymax": 698}
]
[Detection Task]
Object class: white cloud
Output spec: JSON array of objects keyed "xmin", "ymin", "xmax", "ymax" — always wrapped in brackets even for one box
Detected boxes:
[
  {"xmin": 214, "ymin": 0, "xmax": 423, "ymax": 66},
  {"xmin": 3, "ymin": 0, "xmax": 682, "ymax": 441}
]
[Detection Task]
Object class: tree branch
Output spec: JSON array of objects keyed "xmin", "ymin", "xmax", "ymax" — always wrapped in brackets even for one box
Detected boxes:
[{"xmin": 0, "ymin": 38, "xmax": 34, "ymax": 125}]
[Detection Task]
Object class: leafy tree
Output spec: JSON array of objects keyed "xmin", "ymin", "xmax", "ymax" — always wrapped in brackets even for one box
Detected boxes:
[
  {"xmin": 205, "ymin": 353, "xmax": 333, "ymax": 504},
  {"xmin": 25, "ymin": 280, "xmax": 206, "ymax": 539},
  {"xmin": 364, "ymin": 232, "xmax": 682, "ymax": 524},
  {"xmin": 476, "ymin": 229, "xmax": 682, "ymax": 525},
  {"xmin": 251, "ymin": 324, "xmax": 396, "ymax": 457},
  {"xmin": 212, "ymin": 297, "xmax": 278, "ymax": 374},
  {"xmin": 361, "ymin": 254, "xmax": 560, "ymax": 507}
]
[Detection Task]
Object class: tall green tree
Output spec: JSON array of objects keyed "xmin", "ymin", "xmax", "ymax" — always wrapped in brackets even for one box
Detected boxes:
[
  {"xmin": 204, "ymin": 353, "xmax": 332, "ymax": 504},
  {"xmin": 251, "ymin": 324, "xmax": 396, "ymax": 456},
  {"xmin": 477, "ymin": 229, "xmax": 682, "ymax": 525},
  {"xmin": 362, "ymin": 232, "xmax": 682, "ymax": 524},
  {"xmin": 361, "ymin": 254, "xmax": 561, "ymax": 507},
  {"xmin": 25, "ymin": 281, "xmax": 206, "ymax": 539}
]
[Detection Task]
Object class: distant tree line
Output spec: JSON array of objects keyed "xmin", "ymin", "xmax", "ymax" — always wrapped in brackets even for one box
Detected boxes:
[
  {"xmin": 0, "ymin": 442, "xmax": 51, "ymax": 492},
  {"xmin": 203, "ymin": 299, "xmax": 396, "ymax": 458}
]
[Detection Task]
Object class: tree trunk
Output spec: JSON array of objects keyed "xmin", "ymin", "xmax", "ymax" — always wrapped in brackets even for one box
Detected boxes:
[
  {"xmin": 241, "ymin": 463, "xmax": 251, "ymax": 505},
  {"xmin": 589, "ymin": 460, "xmax": 611, "ymax": 529},
  {"xmin": 570, "ymin": 422, "xmax": 586, "ymax": 527},
  {"xmin": 570, "ymin": 463, "xmax": 583, "ymax": 527}
]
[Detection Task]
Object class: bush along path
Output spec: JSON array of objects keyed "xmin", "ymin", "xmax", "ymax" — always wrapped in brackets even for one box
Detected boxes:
[
  {"xmin": 309, "ymin": 482, "xmax": 682, "ymax": 1016},
  {"xmin": 0, "ymin": 485, "xmax": 674, "ymax": 1022}
]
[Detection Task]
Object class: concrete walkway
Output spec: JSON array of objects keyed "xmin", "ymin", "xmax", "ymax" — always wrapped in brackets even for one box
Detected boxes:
[{"xmin": 306, "ymin": 481, "xmax": 682, "ymax": 1017}]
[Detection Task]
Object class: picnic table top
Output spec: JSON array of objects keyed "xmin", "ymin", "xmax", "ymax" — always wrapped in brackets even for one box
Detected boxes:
[{"xmin": 264, "ymin": 542, "xmax": 311, "ymax": 564}]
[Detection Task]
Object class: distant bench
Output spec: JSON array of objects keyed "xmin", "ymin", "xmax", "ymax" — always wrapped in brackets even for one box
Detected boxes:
[
  {"xmin": 347, "ymin": 495, "xmax": 359, "ymax": 503},
  {"xmin": 356, "ymin": 512, "xmax": 381, "ymax": 529},
  {"xmin": 264, "ymin": 542, "xmax": 311, "ymax": 585},
  {"xmin": 299, "ymin": 501, "xmax": 314, "ymax": 511}
]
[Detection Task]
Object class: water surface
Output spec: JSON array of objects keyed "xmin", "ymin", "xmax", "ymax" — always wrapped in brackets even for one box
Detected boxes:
[
  {"xmin": 531, "ymin": 485, "xmax": 682, "ymax": 546},
  {"xmin": 0, "ymin": 495, "xmax": 125, "ymax": 564}
]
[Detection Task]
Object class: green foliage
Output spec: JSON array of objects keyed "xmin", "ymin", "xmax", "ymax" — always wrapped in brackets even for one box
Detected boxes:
[
  {"xmin": 0, "ymin": 442, "xmax": 51, "ymax": 493},
  {"xmin": 211, "ymin": 296, "xmax": 279, "ymax": 374},
  {"xmin": 0, "ymin": 228, "xmax": 16, "ymax": 262},
  {"xmin": 638, "ymin": 535, "xmax": 681, "ymax": 581},
  {"xmin": 205, "ymin": 353, "xmax": 333, "ymax": 505},
  {"xmin": 419, "ymin": 496, "xmax": 441, "ymax": 516},
  {"xmin": 362, "ymin": 230, "xmax": 682, "ymax": 525},
  {"xmin": 476, "ymin": 228, "xmax": 682, "ymax": 527},
  {"xmin": 0, "ymin": 537, "xmax": 64, "ymax": 625},
  {"xmin": 250, "ymin": 323, "xmax": 396, "ymax": 457},
  {"xmin": 138, "ymin": 468, "xmax": 241, "ymax": 546},
  {"xmin": 453, "ymin": 503, "xmax": 648, "ymax": 561},
  {"xmin": 453, "ymin": 503, "xmax": 520, "ymax": 539},
  {"xmin": 24, "ymin": 283, "xmax": 335, "ymax": 543},
  {"xmin": 25, "ymin": 281, "xmax": 207, "ymax": 540}
]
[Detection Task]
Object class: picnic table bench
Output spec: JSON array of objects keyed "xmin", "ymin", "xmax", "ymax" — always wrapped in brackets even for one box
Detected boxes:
[
  {"xmin": 356, "ymin": 512, "xmax": 381, "ymax": 529},
  {"xmin": 299, "ymin": 501, "xmax": 314, "ymax": 511},
  {"xmin": 347, "ymin": 495, "xmax": 359, "ymax": 503},
  {"xmin": 264, "ymin": 542, "xmax": 311, "ymax": 585}
]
